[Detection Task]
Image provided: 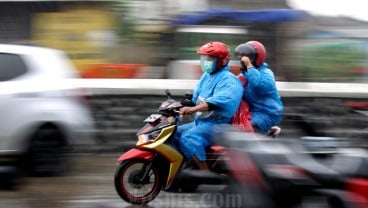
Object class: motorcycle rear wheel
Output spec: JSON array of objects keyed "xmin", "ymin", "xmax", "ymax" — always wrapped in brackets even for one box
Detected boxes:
[{"xmin": 114, "ymin": 159, "xmax": 163, "ymax": 204}]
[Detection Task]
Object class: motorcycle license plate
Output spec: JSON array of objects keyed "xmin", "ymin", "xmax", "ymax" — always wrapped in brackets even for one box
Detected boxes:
[{"xmin": 144, "ymin": 114, "xmax": 162, "ymax": 123}]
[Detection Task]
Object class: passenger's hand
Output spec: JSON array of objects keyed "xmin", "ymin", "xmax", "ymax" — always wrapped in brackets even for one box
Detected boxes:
[
  {"xmin": 240, "ymin": 56, "xmax": 253, "ymax": 69},
  {"xmin": 179, "ymin": 106, "xmax": 195, "ymax": 115}
]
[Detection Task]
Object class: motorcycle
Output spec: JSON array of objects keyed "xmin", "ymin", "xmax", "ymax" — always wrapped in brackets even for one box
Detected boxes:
[
  {"xmin": 214, "ymin": 130, "xmax": 368, "ymax": 208},
  {"xmin": 114, "ymin": 89, "xmax": 230, "ymax": 205}
]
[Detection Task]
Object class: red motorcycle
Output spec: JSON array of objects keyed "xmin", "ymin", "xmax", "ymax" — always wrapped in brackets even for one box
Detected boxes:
[{"xmin": 114, "ymin": 90, "xmax": 232, "ymax": 204}]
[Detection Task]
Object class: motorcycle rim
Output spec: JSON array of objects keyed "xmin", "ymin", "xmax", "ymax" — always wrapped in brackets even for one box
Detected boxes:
[{"xmin": 114, "ymin": 159, "xmax": 162, "ymax": 204}]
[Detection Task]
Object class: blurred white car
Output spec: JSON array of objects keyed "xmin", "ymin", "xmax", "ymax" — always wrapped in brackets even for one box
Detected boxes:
[{"xmin": 0, "ymin": 44, "xmax": 95, "ymax": 176}]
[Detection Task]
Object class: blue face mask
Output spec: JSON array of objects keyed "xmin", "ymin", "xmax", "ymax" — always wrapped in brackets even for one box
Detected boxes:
[{"xmin": 200, "ymin": 56, "xmax": 217, "ymax": 74}]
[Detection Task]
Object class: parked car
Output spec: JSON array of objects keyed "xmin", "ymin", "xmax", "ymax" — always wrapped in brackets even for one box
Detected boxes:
[{"xmin": 0, "ymin": 44, "xmax": 95, "ymax": 176}]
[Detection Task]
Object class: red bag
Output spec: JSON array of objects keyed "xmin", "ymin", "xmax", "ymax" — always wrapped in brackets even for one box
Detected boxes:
[{"xmin": 231, "ymin": 74, "xmax": 254, "ymax": 132}]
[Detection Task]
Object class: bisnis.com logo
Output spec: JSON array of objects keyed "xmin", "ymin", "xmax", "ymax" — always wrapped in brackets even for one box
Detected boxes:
[{"xmin": 148, "ymin": 192, "xmax": 243, "ymax": 208}]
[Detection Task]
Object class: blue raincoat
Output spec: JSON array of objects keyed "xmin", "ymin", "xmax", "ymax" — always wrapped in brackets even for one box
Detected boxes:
[
  {"xmin": 242, "ymin": 63, "xmax": 283, "ymax": 133},
  {"xmin": 173, "ymin": 65, "xmax": 243, "ymax": 161}
]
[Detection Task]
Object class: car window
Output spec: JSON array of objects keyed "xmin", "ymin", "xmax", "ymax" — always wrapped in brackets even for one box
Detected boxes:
[{"xmin": 0, "ymin": 53, "xmax": 28, "ymax": 81}]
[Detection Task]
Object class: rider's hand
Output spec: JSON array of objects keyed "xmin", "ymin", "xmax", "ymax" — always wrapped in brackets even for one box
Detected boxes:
[
  {"xmin": 179, "ymin": 106, "xmax": 195, "ymax": 115},
  {"xmin": 240, "ymin": 56, "xmax": 254, "ymax": 69},
  {"xmin": 179, "ymin": 103, "xmax": 208, "ymax": 115}
]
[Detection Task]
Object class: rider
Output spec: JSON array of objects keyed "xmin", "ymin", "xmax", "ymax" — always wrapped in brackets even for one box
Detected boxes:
[
  {"xmin": 173, "ymin": 41, "xmax": 243, "ymax": 170},
  {"xmin": 234, "ymin": 40, "xmax": 283, "ymax": 134}
]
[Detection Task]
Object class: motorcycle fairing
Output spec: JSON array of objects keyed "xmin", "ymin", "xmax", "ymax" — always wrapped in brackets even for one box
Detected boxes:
[
  {"xmin": 138, "ymin": 125, "xmax": 176, "ymax": 146},
  {"xmin": 153, "ymin": 143, "xmax": 183, "ymax": 189},
  {"xmin": 117, "ymin": 148, "xmax": 154, "ymax": 162},
  {"xmin": 137, "ymin": 116, "xmax": 176, "ymax": 136},
  {"xmin": 122, "ymin": 143, "xmax": 183, "ymax": 189},
  {"xmin": 159, "ymin": 99, "xmax": 182, "ymax": 111},
  {"xmin": 139, "ymin": 125, "xmax": 184, "ymax": 188}
]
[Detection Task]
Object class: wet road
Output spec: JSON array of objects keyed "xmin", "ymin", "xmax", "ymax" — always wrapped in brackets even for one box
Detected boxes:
[{"xmin": 0, "ymin": 153, "xmax": 224, "ymax": 208}]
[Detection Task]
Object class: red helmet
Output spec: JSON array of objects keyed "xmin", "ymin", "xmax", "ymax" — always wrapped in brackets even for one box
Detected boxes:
[
  {"xmin": 197, "ymin": 42, "xmax": 230, "ymax": 69},
  {"xmin": 234, "ymin": 40, "xmax": 266, "ymax": 67}
]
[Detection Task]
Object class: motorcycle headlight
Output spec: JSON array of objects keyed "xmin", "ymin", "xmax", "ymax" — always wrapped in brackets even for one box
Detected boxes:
[
  {"xmin": 138, "ymin": 134, "xmax": 149, "ymax": 145},
  {"xmin": 137, "ymin": 130, "xmax": 161, "ymax": 145}
]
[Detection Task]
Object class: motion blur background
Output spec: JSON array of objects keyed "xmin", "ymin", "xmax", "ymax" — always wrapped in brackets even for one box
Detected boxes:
[
  {"xmin": 1, "ymin": 1, "xmax": 368, "ymax": 207},
  {"xmin": 1, "ymin": 0, "xmax": 368, "ymax": 82}
]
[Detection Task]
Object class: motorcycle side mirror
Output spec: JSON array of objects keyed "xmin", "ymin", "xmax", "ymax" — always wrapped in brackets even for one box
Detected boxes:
[
  {"xmin": 185, "ymin": 91, "xmax": 193, "ymax": 100},
  {"xmin": 165, "ymin": 89, "xmax": 172, "ymax": 99},
  {"xmin": 181, "ymin": 90, "xmax": 195, "ymax": 107}
]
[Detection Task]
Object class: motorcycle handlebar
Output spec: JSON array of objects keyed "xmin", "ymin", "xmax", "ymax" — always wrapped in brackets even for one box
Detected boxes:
[{"xmin": 180, "ymin": 99, "xmax": 195, "ymax": 107}]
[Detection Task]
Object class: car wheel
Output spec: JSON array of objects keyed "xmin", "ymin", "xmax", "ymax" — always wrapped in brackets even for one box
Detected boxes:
[{"xmin": 26, "ymin": 125, "xmax": 67, "ymax": 176}]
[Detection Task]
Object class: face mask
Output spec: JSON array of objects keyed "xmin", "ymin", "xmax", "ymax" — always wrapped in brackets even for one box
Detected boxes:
[{"xmin": 200, "ymin": 60, "xmax": 216, "ymax": 74}]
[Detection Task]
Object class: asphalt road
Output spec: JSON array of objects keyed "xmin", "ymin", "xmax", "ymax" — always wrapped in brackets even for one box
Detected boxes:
[{"xmin": 0, "ymin": 153, "xmax": 224, "ymax": 208}]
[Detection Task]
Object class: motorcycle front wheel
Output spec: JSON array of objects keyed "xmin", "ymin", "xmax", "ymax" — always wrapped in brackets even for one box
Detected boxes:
[{"xmin": 114, "ymin": 159, "xmax": 163, "ymax": 204}]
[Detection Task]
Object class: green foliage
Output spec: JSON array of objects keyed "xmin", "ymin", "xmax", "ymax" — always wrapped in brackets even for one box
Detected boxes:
[
  {"xmin": 109, "ymin": 0, "xmax": 136, "ymax": 41},
  {"xmin": 300, "ymin": 42, "xmax": 365, "ymax": 82}
]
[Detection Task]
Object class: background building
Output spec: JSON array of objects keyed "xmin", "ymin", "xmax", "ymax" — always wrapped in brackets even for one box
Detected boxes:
[{"xmin": 1, "ymin": 0, "xmax": 368, "ymax": 82}]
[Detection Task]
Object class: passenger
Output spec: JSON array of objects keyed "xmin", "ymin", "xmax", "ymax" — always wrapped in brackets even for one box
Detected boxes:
[
  {"xmin": 234, "ymin": 40, "xmax": 284, "ymax": 134},
  {"xmin": 173, "ymin": 41, "xmax": 243, "ymax": 170}
]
